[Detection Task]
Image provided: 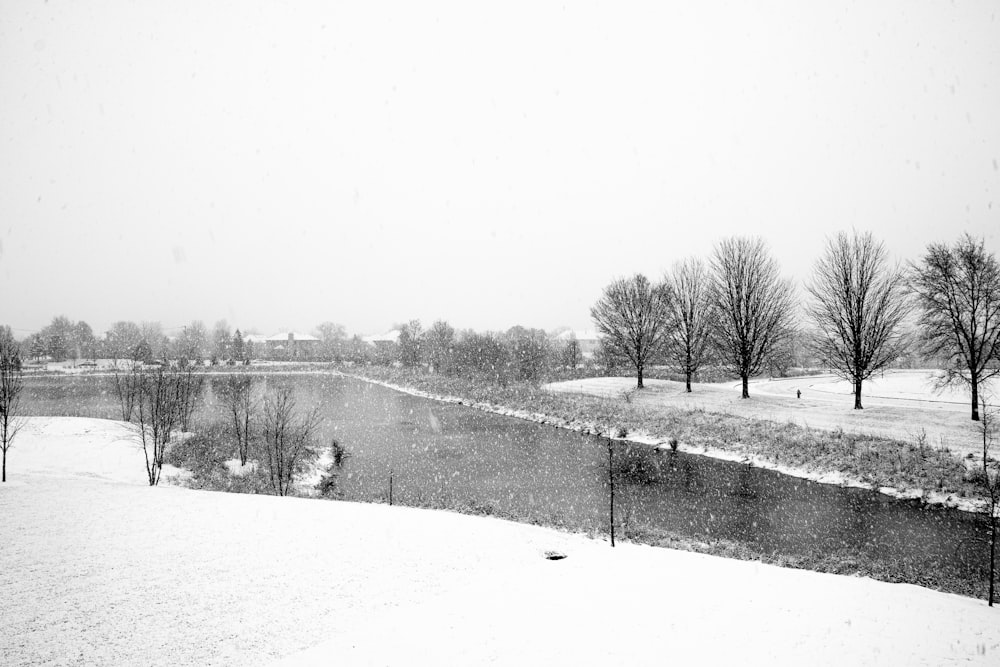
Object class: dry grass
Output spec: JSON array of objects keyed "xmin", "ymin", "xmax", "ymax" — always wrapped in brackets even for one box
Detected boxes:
[{"xmin": 354, "ymin": 367, "xmax": 982, "ymax": 504}]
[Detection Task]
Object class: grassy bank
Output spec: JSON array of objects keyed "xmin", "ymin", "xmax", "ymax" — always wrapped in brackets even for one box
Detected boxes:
[
  {"xmin": 342, "ymin": 367, "xmax": 995, "ymax": 598},
  {"xmin": 348, "ymin": 366, "xmax": 985, "ymax": 508}
]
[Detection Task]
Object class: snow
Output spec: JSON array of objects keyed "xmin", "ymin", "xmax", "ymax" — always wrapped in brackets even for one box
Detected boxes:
[
  {"xmin": 5, "ymin": 416, "xmax": 187, "ymax": 484},
  {"xmin": 223, "ymin": 458, "xmax": 258, "ymax": 476},
  {"xmin": 545, "ymin": 371, "xmax": 995, "ymax": 460},
  {"xmin": 3, "ymin": 417, "xmax": 1000, "ymax": 665}
]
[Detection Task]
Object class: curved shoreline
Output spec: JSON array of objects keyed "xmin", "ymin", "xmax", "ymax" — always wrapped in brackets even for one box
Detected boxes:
[{"xmin": 341, "ymin": 371, "xmax": 987, "ymax": 516}]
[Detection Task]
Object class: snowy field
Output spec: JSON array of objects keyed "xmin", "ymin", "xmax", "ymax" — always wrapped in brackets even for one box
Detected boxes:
[
  {"xmin": 545, "ymin": 370, "xmax": 996, "ymax": 458},
  {"xmin": 3, "ymin": 416, "xmax": 1000, "ymax": 666}
]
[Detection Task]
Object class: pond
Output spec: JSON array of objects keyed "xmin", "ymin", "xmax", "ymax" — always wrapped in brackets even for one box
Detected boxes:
[{"xmin": 22, "ymin": 372, "xmax": 990, "ymax": 595}]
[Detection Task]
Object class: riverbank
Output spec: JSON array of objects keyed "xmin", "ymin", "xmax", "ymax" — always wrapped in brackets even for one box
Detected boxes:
[
  {"xmin": 344, "ymin": 367, "xmax": 988, "ymax": 515},
  {"xmin": 3, "ymin": 417, "xmax": 1000, "ymax": 666}
]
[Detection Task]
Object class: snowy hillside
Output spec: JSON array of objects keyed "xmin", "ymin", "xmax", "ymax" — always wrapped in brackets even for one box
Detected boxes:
[{"xmin": 1, "ymin": 417, "xmax": 999, "ymax": 666}]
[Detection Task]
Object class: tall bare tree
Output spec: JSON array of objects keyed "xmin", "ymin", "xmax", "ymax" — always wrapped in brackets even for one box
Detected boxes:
[
  {"xmin": 1, "ymin": 326, "xmax": 24, "ymax": 482},
  {"xmin": 591, "ymin": 274, "xmax": 672, "ymax": 389},
  {"xmin": 806, "ymin": 231, "xmax": 911, "ymax": 410},
  {"xmin": 218, "ymin": 372, "xmax": 256, "ymax": 466},
  {"xmin": 260, "ymin": 386, "xmax": 322, "ymax": 496},
  {"xmin": 663, "ymin": 258, "xmax": 714, "ymax": 392},
  {"xmin": 910, "ymin": 234, "xmax": 1000, "ymax": 421},
  {"xmin": 710, "ymin": 237, "xmax": 796, "ymax": 399}
]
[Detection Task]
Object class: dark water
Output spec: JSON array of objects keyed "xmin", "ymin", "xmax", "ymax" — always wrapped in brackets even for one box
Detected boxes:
[{"xmin": 22, "ymin": 372, "xmax": 990, "ymax": 590}]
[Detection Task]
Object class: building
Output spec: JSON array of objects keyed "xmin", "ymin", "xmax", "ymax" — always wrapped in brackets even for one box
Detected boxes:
[
  {"xmin": 555, "ymin": 329, "xmax": 601, "ymax": 358},
  {"xmin": 361, "ymin": 330, "xmax": 400, "ymax": 349},
  {"xmin": 242, "ymin": 332, "xmax": 321, "ymax": 360}
]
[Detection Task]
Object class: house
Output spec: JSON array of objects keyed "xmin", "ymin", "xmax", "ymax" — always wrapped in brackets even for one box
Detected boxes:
[
  {"xmin": 362, "ymin": 330, "xmax": 400, "ymax": 349},
  {"xmin": 266, "ymin": 332, "xmax": 320, "ymax": 359},
  {"xmin": 362, "ymin": 330, "xmax": 401, "ymax": 364}
]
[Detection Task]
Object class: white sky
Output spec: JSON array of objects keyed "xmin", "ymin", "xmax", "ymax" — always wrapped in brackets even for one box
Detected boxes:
[{"xmin": 1, "ymin": 1, "xmax": 998, "ymax": 338}]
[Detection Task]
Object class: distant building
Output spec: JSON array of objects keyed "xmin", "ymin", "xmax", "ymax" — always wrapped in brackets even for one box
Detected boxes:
[
  {"xmin": 267, "ymin": 332, "xmax": 320, "ymax": 359},
  {"xmin": 362, "ymin": 330, "xmax": 400, "ymax": 349},
  {"xmin": 555, "ymin": 329, "xmax": 601, "ymax": 358},
  {"xmin": 242, "ymin": 332, "xmax": 320, "ymax": 360},
  {"xmin": 243, "ymin": 334, "xmax": 269, "ymax": 346},
  {"xmin": 361, "ymin": 330, "xmax": 401, "ymax": 364}
]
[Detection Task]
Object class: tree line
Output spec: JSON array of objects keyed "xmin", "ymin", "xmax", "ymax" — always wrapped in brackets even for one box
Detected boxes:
[
  {"xmin": 18, "ymin": 318, "xmax": 254, "ymax": 366},
  {"xmin": 593, "ymin": 232, "xmax": 1000, "ymax": 420}
]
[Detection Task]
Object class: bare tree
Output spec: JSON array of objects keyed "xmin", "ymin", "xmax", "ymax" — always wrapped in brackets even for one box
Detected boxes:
[
  {"xmin": 591, "ymin": 274, "xmax": 672, "ymax": 389},
  {"xmin": 663, "ymin": 258, "xmax": 714, "ymax": 392},
  {"xmin": 910, "ymin": 234, "xmax": 1000, "ymax": 421},
  {"xmin": 260, "ymin": 386, "xmax": 322, "ymax": 496},
  {"xmin": 806, "ymin": 231, "xmax": 911, "ymax": 410},
  {"xmin": 425, "ymin": 320, "xmax": 456, "ymax": 374},
  {"xmin": 217, "ymin": 372, "xmax": 256, "ymax": 466},
  {"xmin": 314, "ymin": 321, "xmax": 347, "ymax": 361},
  {"xmin": 979, "ymin": 392, "xmax": 1000, "ymax": 606},
  {"xmin": 1, "ymin": 327, "xmax": 24, "ymax": 483},
  {"xmin": 135, "ymin": 367, "xmax": 182, "ymax": 486},
  {"xmin": 110, "ymin": 359, "xmax": 142, "ymax": 422},
  {"xmin": 561, "ymin": 334, "xmax": 581, "ymax": 370},
  {"xmin": 106, "ymin": 320, "xmax": 143, "ymax": 361},
  {"xmin": 397, "ymin": 320, "xmax": 425, "ymax": 368},
  {"xmin": 172, "ymin": 360, "xmax": 204, "ymax": 432},
  {"xmin": 710, "ymin": 237, "xmax": 796, "ymax": 399}
]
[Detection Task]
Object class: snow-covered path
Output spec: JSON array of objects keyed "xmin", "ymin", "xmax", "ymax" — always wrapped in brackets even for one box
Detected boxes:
[{"xmin": 3, "ymin": 417, "xmax": 1000, "ymax": 665}]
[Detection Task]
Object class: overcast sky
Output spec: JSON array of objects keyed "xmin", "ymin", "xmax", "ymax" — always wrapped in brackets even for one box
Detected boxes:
[{"xmin": 1, "ymin": 1, "xmax": 998, "ymax": 338}]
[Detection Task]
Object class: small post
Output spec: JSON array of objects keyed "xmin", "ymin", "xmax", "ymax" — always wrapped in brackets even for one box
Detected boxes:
[
  {"xmin": 608, "ymin": 437, "xmax": 615, "ymax": 548},
  {"xmin": 389, "ymin": 469, "xmax": 394, "ymax": 506}
]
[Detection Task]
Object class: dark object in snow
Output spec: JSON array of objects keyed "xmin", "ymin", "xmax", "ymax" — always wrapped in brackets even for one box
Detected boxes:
[
  {"xmin": 331, "ymin": 438, "xmax": 350, "ymax": 468},
  {"xmin": 797, "ymin": 389, "xmax": 801, "ymax": 399},
  {"xmin": 544, "ymin": 550, "xmax": 566, "ymax": 560}
]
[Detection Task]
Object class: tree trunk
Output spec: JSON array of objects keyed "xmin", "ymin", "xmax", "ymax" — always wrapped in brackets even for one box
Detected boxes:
[
  {"xmin": 608, "ymin": 439, "xmax": 615, "ymax": 548},
  {"xmin": 972, "ymin": 375, "xmax": 980, "ymax": 421},
  {"xmin": 685, "ymin": 371, "xmax": 692, "ymax": 393},
  {"xmin": 854, "ymin": 378, "xmax": 863, "ymax": 410},
  {"xmin": 2, "ymin": 451, "xmax": 5, "ymax": 482},
  {"xmin": 741, "ymin": 375, "xmax": 749, "ymax": 399},
  {"xmin": 636, "ymin": 364, "xmax": 644, "ymax": 390},
  {"xmin": 990, "ymin": 512, "xmax": 996, "ymax": 607}
]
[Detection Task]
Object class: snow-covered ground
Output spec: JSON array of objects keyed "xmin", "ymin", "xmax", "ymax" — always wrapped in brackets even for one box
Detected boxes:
[
  {"xmin": 546, "ymin": 370, "xmax": 994, "ymax": 459},
  {"xmin": 5, "ymin": 416, "xmax": 189, "ymax": 484},
  {"xmin": 3, "ymin": 416, "xmax": 1000, "ymax": 666}
]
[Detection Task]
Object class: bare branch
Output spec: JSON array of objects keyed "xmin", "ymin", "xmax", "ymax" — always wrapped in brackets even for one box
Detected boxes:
[
  {"xmin": 1, "ymin": 327, "xmax": 25, "ymax": 482},
  {"xmin": 591, "ymin": 274, "xmax": 672, "ymax": 389},
  {"xmin": 806, "ymin": 231, "xmax": 911, "ymax": 409},
  {"xmin": 710, "ymin": 237, "xmax": 796, "ymax": 398},
  {"xmin": 910, "ymin": 234, "xmax": 1000, "ymax": 420},
  {"xmin": 663, "ymin": 258, "xmax": 714, "ymax": 392}
]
